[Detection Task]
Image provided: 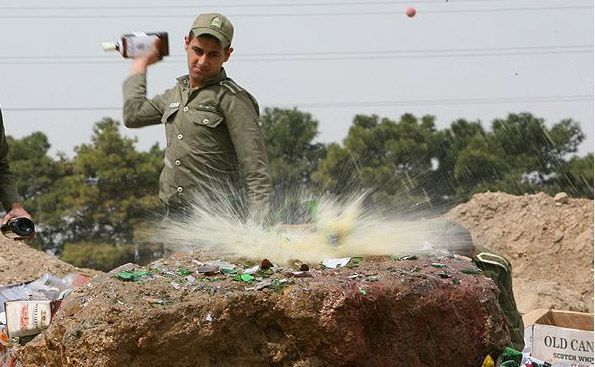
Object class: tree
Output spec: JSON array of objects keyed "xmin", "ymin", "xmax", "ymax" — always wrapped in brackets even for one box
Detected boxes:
[
  {"xmin": 314, "ymin": 113, "xmax": 443, "ymax": 210},
  {"xmin": 260, "ymin": 107, "xmax": 327, "ymax": 188},
  {"xmin": 33, "ymin": 118, "xmax": 163, "ymax": 252},
  {"xmin": 6, "ymin": 132, "xmax": 64, "ymax": 206},
  {"xmin": 486, "ymin": 113, "xmax": 586, "ymax": 193},
  {"xmin": 259, "ymin": 108, "xmax": 327, "ymax": 224},
  {"xmin": 552, "ymin": 153, "xmax": 594, "ymax": 198},
  {"xmin": 453, "ymin": 135, "xmax": 506, "ymax": 193},
  {"xmin": 312, "ymin": 143, "xmax": 357, "ymax": 194},
  {"xmin": 432, "ymin": 119, "xmax": 487, "ymax": 200},
  {"xmin": 6, "ymin": 132, "xmax": 70, "ymax": 249},
  {"xmin": 432, "ymin": 113, "xmax": 591, "ymax": 200}
]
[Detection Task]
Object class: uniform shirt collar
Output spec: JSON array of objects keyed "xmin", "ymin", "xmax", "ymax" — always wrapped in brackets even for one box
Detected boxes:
[{"xmin": 177, "ymin": 68, "xmax": 228, "ymax": 90}]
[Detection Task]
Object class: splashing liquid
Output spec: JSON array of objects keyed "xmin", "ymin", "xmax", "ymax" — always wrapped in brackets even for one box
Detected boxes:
[{"xmin": 146, "ymin": 186, "xmax": 473, "ymax": 265}]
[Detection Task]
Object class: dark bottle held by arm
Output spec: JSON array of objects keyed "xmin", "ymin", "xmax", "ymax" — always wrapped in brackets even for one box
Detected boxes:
[
  {"xmin": 102, "ymin": 32, "xmax": 169, "ymax": 58},
  {"xmin": 1, "ymin": 217, "xmax": 35, "ymax": 239}
]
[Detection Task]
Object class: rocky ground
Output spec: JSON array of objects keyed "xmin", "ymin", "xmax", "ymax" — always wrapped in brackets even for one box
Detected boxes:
[
  {"xmin": 0, "ymin": 191, "xmax": 592, "ymax": 366},
  {"xmin": 0, "ymin": 240, "xmax": 98, "ymax": 285}
]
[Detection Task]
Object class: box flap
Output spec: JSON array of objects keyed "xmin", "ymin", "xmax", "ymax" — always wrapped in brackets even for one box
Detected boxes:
[
  {"xmin": 523, "ymin": 309, "xmax": 550, "ymax": 327},
  {"xmin": 523, "ymin": 309, "xmax": 594, "ymax": 331}
]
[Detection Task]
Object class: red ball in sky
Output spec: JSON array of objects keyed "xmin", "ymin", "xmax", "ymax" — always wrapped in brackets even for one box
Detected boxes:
[{"xmin": 406, "ymin": 7, "xmax": 416, "ymax": 17}]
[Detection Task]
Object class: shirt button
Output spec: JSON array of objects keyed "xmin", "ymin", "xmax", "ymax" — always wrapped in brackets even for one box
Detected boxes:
[
  {"xmin": 177, "ymin": 133, "xmax": 183, "ymax": 140},
  {"xmin": 175, "ymin": 160, "xmax": 181, "ymax": 166},
  {"xmin": 202, "ymin": 118, "xmax": 209, "ymax": 124},
  {"xmin": 177, "ymin": 186, "xmax": 183, "ymax": 193},
  {"xmin": 183, "ymin": 106, "xmax": 189, "ymax": 112}
]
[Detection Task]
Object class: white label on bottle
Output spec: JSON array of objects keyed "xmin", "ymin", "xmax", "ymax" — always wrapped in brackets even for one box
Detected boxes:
[
  {"xmin": 126, "ymin": 32, "xmax": 159, "ymax": 58},
  {"xmin": 5, "ymin": 300, "xmax": 52, "ymax": 337}
]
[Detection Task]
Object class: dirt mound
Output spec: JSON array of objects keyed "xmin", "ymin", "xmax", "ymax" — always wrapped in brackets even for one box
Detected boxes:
[
  {"xmin": 0, "ymin": 237, "xmax": 99, "ymax": 285},
  {"xmin": 446, "ymin": 191, "xmax": 593, "ymax": 314},
  {"xmin": 17, "ymin": 255, "xmax": 509, "ymax": 367}
]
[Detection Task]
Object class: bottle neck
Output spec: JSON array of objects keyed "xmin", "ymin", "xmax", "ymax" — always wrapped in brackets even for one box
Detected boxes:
[{"xmin": 101, "ymin": 41, "xmax": 120, "ymax": 52}]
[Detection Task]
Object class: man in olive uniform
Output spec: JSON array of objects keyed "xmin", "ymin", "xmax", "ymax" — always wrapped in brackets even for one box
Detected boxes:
[
  {"xmin": 0, "ymin": 108, "xmax": 32, "ymax": 226},
  {"xmin": 123, "ymin": 13, "xmax": 272, "ymax": 216}
]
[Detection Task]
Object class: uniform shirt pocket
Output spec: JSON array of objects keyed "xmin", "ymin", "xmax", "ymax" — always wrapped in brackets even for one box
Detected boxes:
[
  {"xmin": 190, "ymin": 106, "xmax": 224, "ymax": 128},
  {"xmin": 183, "ymin": 105, "xmax": 234, "ymax": 156},
  {"xmin": 161, "ymin": 105, "xmax": 180, "ymax": 124}
]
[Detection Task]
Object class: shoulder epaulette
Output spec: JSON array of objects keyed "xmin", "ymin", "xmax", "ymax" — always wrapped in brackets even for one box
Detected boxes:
[{"xmin": 219, "ymin": 79, "xmax": 245, "ymax": 94}]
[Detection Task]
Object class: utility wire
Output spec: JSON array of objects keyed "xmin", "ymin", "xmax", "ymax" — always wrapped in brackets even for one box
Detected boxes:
[
  {"xmin": 0, "ymin": 0, "xmax": 589, "ymax": 10},
  {"xmin": 3, "ymin": 95, "xmax": 592, "ymax": 112},
  {"xmin": 1, "ymin": 44, "xmax": 591, "ymax": 58},
  {"xmin": 228, "ymin": 44, "xmax": 593, "ymax": 56},
  {"xmin": 277, "ymin": 95, "xmax": 594, "ymax": 108},
  {"xmin": 0, "ymin": 46, "xmax": 591, "ymax": 64},
  {"xmin": 1, "ymin": 50, "xmax": 589, "ymax": 64},
  {"xmin": 0, "ymin": 6, "xmax": 592, "ymax": 18}
]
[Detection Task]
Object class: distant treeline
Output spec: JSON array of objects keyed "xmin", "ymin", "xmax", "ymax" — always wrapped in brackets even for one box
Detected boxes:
[{"xmin": 6, "ymin": 109, "xmax": 593, "ymax": 270}]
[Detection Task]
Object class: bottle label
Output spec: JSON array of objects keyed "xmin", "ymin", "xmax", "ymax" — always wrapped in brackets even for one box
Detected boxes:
[
  {"xmin": 125, "ymin": 32, "xmax": 159, "ymax": 58},
  {"xmin": 5, "ymin": 300, "xmax": 52, "ymax": 338}
]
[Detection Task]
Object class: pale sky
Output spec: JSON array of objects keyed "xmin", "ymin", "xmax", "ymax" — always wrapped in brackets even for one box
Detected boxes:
[{"xmin": 0, "ymin": 0, "xmax": 593, "ymax": 158}]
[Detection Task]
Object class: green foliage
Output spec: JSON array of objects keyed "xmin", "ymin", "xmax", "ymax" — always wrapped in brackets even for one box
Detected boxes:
[
  {"xmin": 314, "ymin": 112, "xmax": 592, "ymax": 208},
  {"xmin": 453, "ymin": 135, "xmax": 506, "ymax": 192},
  {"xmin": 54, "ymin": 119, "xmax": 163, "ymax": 246},
  {"xmin": 432, "ymin": 113, "xmax": 590, "ymax": 201},
  {"xmin": 312, "ymin": 143, "xmax": 356, "ymax": 193},
  {"xmin": 60, "ymin": 242, "xmax": 136, "ymax": 272},
  {"xmin": 6, "ymin": 132, "xmax": 65, "ymax": 206},
  {"xmin": 485, "ymin": 114, "xmax": 586, "ymax": 195},
  {"xmin": 6, "ymin": 132, "xmax": 71, "ymax": 249},
  {"xmin": 550, "ymin": 153, "xmax": 594, "ymax": 198},
  {"xmin": 7, "ymin": 118, "xmax": 164, "ymax": 253},
  {"xmin": 314, "ymin": 113, "xmax": 443, "ymax": 210},
  {"xmin": 261, "ymin": 108, "xmax": 326, "ymax": 188},
  {"xmin": 260, "ymin": 108, "xmax": 329, "ymax": 223},
  {"xmin": 434, "ymin": 119, "xmax": 487, "ymax": 199}
]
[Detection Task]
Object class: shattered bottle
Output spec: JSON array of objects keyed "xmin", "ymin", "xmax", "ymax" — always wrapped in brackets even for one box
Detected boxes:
[
  {"xmin": 1, "ymin": 217, "xmax": 35, "ymax": 238},
  {"xmin": 102, "ymin": 32, "xmax": 169, "ymax": 58}
]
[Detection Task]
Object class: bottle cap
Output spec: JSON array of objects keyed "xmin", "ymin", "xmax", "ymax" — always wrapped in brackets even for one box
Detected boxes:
[{"xmin": 101, "ymin": 42, "xmax": 118, "ymax": 51}]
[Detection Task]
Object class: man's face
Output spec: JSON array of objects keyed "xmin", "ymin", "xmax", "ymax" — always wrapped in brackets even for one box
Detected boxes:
[{"xmin": 184, "ymin": 35, "xmax": 232, "ymax": 88}]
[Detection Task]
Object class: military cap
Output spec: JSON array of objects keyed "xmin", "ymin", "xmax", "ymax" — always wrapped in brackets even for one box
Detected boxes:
[{"xmin": 190, "ymin": 13, "xmax": 234, "ymax": 48}]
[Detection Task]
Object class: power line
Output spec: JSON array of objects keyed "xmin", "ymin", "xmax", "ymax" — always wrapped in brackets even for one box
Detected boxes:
[
  {"xmin": 0, "ymin": 5, "xmax": 591, "ymax": 18},
  {"xmin": 3, "ymin": 95, "xmax": 592, "ymax": 112},
  {"xmin": 1, "ymin": 44, "xmax": 591, "ymax": 58},
  {"xmin": 0, "ymin": 0, "xmax": 588, "ymax": 10},
  {"xmin": 0, "ymin": 50, "xmax": 589, "ymax": 64},
  {"xmin": 277, "ymin": 95, "xmax": 594, "ymax": 108},
  {"xmin": 0, "ymin": 1, "xmax": 446, "ymax": 10},
  {"xmin": 0, "ymin": 45, "xmax": 591, "ymax": 65}
]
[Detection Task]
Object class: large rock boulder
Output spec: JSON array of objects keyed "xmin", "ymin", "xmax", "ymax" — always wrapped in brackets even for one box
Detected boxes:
[{"xmin": 16, "ymin": 253, "xmax": 510, "ymax": 367}]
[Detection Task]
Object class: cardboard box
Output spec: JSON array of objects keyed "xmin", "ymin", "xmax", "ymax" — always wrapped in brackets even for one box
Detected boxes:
[{"xmin": 523, "ymin": 309, "xmax": 594, "ymax": 367}]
